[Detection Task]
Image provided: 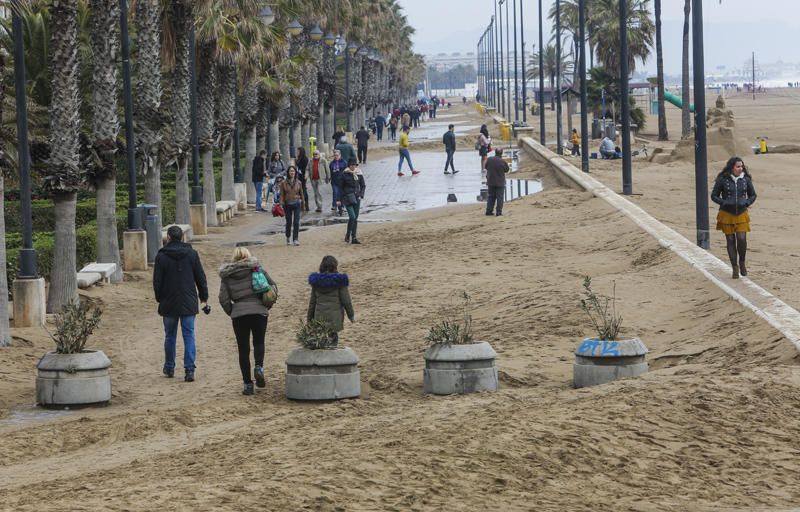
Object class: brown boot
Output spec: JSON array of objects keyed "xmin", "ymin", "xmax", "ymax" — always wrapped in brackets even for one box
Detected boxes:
[
  {"xmin": 732, "ymin": 265, "xmax": 740, "ymax": 279},
  {"xmin": 739, "ymin": 260, "xmax": 747, "ymax": 276}
]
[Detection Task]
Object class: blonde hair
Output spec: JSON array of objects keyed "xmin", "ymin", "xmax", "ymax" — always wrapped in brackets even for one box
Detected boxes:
[{"xmin": 232, "ymin": 246, "xmax": 251, "ymax": 262}]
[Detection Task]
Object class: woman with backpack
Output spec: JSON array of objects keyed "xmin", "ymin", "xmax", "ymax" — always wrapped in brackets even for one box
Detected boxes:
[
  {"xmin": 307, "ymin": 255, "xmax": 355, "ymax": 345},
  {"xmin": 218, "ymin": 247, "xmax": 278, "ymax": 395}
]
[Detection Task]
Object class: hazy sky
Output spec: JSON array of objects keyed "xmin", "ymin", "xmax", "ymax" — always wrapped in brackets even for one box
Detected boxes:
[{"xmin": 396, "ymin": 0, "xmax": 800, "ymax": 75}]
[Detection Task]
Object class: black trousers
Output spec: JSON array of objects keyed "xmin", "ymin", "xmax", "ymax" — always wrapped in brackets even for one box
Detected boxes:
[
  {"xmin": 357, "ymin": 145, "xmax": 368, "ymax": 163},
  {"xmin": 232, "ymin": 314, "xmax": 268, "ymax": 383},
  {"xmin": 444, "ymin": 150, "xmax": 455, "ymax": 172},
  {"xmin": 284, "ymin": 201, "xmax": 301, "ymax": 241},
  {"xmin": 486, "ymin": 185, "xmax": 505, "ymax": 215}
]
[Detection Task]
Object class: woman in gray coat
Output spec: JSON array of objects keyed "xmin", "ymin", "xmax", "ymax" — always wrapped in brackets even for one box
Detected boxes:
[
  {"xmin": 307, "ymin": 255, "xmax": 355, "ymax": 344},
  {"xmin": 218, "ymin": 247, "xmax": 278, "ymax": 395}
]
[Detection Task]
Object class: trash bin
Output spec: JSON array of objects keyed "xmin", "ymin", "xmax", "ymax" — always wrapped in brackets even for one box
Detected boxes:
[
  {"xmin": 140, "ymin": 204, "xmax": 161, "ymax": 264},
  {"xmin": 603, "ymin": 121, "xmax": 616, "ymax": 140},
  {"xmin": 592, "ymin": 118, "xmax": 601, "ymax": 139}
]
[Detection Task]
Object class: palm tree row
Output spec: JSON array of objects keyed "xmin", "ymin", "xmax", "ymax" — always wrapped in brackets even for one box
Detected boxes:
[{"xmin": 1, "ymin": 0, "xmax": 423, "ymax": 316}]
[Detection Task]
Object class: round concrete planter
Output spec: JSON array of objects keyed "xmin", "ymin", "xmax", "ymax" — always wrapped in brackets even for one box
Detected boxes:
[
  {"xmin": 285, "ymin": 347, "xmax": 360, "ymax": 400},
  {"xmin": 36, "ymin": 350, "xmax": 112, "ymax": 407},
  {"xmin": 573, "ymin": 338, "xmax": 648, "ymax": 388},
  {"xmin": 423, "ymin": 341, "xmax": 498, "ymax": 395}
]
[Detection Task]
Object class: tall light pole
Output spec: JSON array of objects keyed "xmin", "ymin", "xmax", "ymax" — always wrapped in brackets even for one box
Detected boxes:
[
  {"xmin": 512, "ymin": 0, "xmax": 519, "ymax": 122},
  {"xmin": 692, "ymin": 0, "xmax": 709, "ymax": 248},
  {"xmin": 189, "ymin": 19, "xmax": 202, "ymax": 205},
  {"xmin": 497, "ymin": 0, "xmax": 505, "ymax": 118},
  {"xmin": 579, "ymin": 0, "xmax": 589, "ymax": 171},
  {"xmin": 287, "ymin": 19, "xmax": 303, "ymax": 158},
  {"xmin": 119, "ymin": 0, "xmax": 140, "ymax": 231},
  {"xmin": 538, "ymin": 0, "xmax": 545, "ymax": 145},
  {"xmin": 520, "ymin": 0, "xmax": 527, "ymax": 124},
  {"xmin": 324, "ymin": 32, "xmax": 337, "ymax": 137},
  {"xmin": 504, "ymin": 0, "xmax": 511, "ymax": 119},
  {"xmin": 346, "ymin": 41, "xmax": 358, "ymax": 132},
  {"xmin": 619, "ymin": 0, "xmax": 632, "ymax": 195},
  {"xmin": 555, "ymin": 0, "xmax": 563, "ymax": 154},
  {"xmin": 489, "ymin": 17, "xmax": 496, "ymax": 108}
]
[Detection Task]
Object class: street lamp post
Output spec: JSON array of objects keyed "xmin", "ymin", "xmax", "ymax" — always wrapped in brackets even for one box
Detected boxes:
[
  {"xmin": 520, "ymin": 0, "xmax": 527, "ymax": 124},
  {"xmin": 119, "ymin": 0, "xmax": 140, "ymax": 231},
  {"xmin": 692, "ymin": 0, "xmax": 709, "ymax": 248},
  {"xmin": 619, "ymin": 0, "xmax": 632, "ymax": 195},
  {"xmin": 189, "ymin": 21, "xmax": 202, "ymax": 205},
  {"xmin": 287, "ymin": 19, "xmax": 303, "ymax": 158},
  {"xmin": 538, "ymin": 0, "xmax": 545, "ymax": 145},
  {"xmin": 579, "ymin": 0, "xmax": 589, "ymax": 172},
  {"xmin": 504, "ymin": 0, "xmax": 511, "ymax": 119},
  {"xmin": 556, "ymin": 0, "xmax": 563, "ymax": 155},
  {"xmin": 497, "ymin": 0, "xmax": 505, "ymax": 118},
  {"xmin": 512, "ymin": 0, "xmax": 519, "ymax": 122},
  {"xmin": 346, "ymin": 41, "xmax": 358, "ymax": 132}
]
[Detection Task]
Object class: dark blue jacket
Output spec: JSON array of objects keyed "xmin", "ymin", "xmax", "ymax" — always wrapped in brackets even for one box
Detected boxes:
[
  {"xmin": 153, "ymin": 241, "xmax": 208, "ymax": 317},
  {"xmin": 711, "ymin": 174, "xmax": 757, "ymax": 215}
]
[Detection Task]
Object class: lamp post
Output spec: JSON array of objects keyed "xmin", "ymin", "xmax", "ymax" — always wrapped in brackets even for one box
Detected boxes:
[
  {"xmin": 538, "ymin": 0, "xmax": 545, "ymax": 145},
  {"xmin": 189, "ymin": 20, "xmax": 202, "ymax": 205},
  {"xmin": 692, "ymin": 0, "xmax": 709, "ymax": 248},
  {"xmin": 118, "ymin": 0, "xmax": 140, "ymax": 231},
  {"xmin": 579, "ymin": 0, "xmax": 589, "ymax": 172},
  {"xmin": 497, "ymin": 0, "xmax": 505, "ymax": 118},
  {"xmin": 512, "ymin": 0, "xmax": 518, "ymax": 122},
  {"xmin": 346, "ymin": 40, "xmax": 358, "ymax": 132},
  {"xmin": 619, "ymin": 0, "xmax": 632, "ymax": 195},
  {"xmin": 504, "ymin": 0, "xmax": 511, "ymax": 119},
  {"xmin": 324, "ymin": 32, "xmax": 337, "ymax": 141},
  {"xmin": 520, "ymin": 0, "xmax": 527, "ymax": 124},
  {"xmin": 11, "ymin": 6, "xmax": 36, "ymax": 278},
  {"xmin": 555, "ymin": 0, "xmax": 563, "ymax": 155},
  {"xmin": 287, "ymin": 19, "xmax": 303, "ymax": 158},
  {"xmin": 489, "ymin": 17, "xmax": 495, "ymax": 108}
]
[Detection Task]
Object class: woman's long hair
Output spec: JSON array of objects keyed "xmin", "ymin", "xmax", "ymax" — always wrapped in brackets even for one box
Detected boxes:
[
  {"xmin": 717, "ymin": 156, "xmax": 751, "ymax": 180},
  {"xmin": 319, "ymin": 255, "xmax": 338, "ymax": 273},
  {"xmin": 271, "ymin": 151, "xmax": 280, "ymax": 161},
  {"xmin": 296, "ymin": 147, "xmax": 307, "ymax": 161},
  {"xmin": 480, "ymin": 124, "xmax": 489, "ymax": 137},
  {"xmin": 286, "ymin": 165, "xmax": 298, "ymax": 182}
]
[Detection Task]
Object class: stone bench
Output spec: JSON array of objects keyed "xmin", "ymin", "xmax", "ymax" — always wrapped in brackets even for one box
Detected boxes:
[
  {"xmin": 161, "ymin": 224, "xmax": 193, "ymax": 243},
  {"xmin": 79, "ymin": 263, "xmax": 119, "ymax": 284},
  {"xmin": 76, "ymin": 272, "xmax": 103, "ymax": 289},
  {"xmin": 215, "ymin": 201, "xmax": 238, "ymax": 224}
]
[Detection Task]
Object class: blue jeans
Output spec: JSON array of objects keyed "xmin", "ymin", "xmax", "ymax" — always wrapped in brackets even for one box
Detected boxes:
[
  {"xmin": 254, "ymin": 181, "xmax": 264, "ymax": 210},
  {"xmin": 398, "ymin": 148, "xmax": 414, "ymax": 172},
  {"xmin": 284, "ymin": 201, "xmax": 301, "ymax": 241},
  {"xmin": 331, "ymin": 183, "xmax": 341, "ymax": 210},
  {"xmin": 346, "ymin": 200, "xmax": 360, "ymax": 239},
  {"xmin": 163, "ymin": 315, "xmax": 197, "ymax": 370}
]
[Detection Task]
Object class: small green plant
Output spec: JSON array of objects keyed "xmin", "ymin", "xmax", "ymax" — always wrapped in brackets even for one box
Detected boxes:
[
  {"xmin": 295, "ymin": 319, "xmax": 338, "ymax": 350},
  {"xmin": 580, "ymin": 276, "xmax": 623, "ymax": 341},
  {"xmin": 46, "ymin": 301, "xmax": 103, "ymax": 354},
  {"xmin": 426, "ymin": 291, "xmax": 474, "ymax": 346}
]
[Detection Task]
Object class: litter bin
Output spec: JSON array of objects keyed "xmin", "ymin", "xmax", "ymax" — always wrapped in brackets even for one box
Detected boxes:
[
  {"xmin": 602, "ymin": 121, "xmax": 616, "ymax": 140},
  {"xmin": 140, "ymin": 204, "xmax": 161, "ymax": 264},
  {"xmin": 592, "ymin": 118, "xmax": 601, "ymax": 139}
]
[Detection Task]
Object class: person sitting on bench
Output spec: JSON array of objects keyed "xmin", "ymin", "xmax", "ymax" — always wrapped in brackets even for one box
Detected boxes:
[{"xmin": 599, "ymin": 135, "xmax": 622, "ymax": 159}]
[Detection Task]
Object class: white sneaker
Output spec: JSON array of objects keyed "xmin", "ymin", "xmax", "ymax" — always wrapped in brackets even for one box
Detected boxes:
[
  {"xmin": 286, "ymin": 237, "xmax": 290, "ymax": 245},
  {"xmin": 293, "ymin": 240, "xmax": 300, "ymax": 246}
]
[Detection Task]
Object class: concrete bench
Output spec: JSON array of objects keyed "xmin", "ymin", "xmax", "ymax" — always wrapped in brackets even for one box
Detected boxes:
[
  {"xmin": 76, "ymin": 272, "xmax": 102, "ymax": 289},
  {"xmin": 161, "ymin": 223, "xmax": 193, "ymax": 243},
  {"xmin": 215, "ymin": 201, "xmax": 237, "ymax": 224},
  {"xmin": 79, "ymin": 263, "xmax": 119, "ymax": 283}
]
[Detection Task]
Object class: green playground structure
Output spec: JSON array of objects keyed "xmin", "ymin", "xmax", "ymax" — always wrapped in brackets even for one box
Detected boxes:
[{"xmin": 664, "ymin": 91, "xmax": 695, "ymax": 112}]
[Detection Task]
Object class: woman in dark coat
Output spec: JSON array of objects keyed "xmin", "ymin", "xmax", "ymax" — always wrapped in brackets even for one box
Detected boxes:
[
  {"xmin": 339, "ymin": 159, "xmax": 366, "ymax": 244},
  {"xmin": 307, "ymin": 255, "xmax": 355, "ymax": 344},
  {"xmin": 711, "ymin": 156, "xmax": 757, "ymax": 279},
  {"xmin": 218, "ymin": 247, "xmax": 278, "ymax": 395},
  {"xmin": 295, "ymin": 147, "xmax": 310, "ymax": 212}
]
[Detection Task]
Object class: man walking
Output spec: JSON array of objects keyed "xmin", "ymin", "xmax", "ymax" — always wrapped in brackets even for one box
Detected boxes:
[
  {"xmin": 153, "ymin": 225, "xmax": 209, "ymax": 382},
  {"xmin": 251, "ymin": 150, "xmax": 267, "ymax": 211},
  {"xmin": 442, "ymin": 124, "xmax": 458, "ymax": 175},
  {"xmin": 355, "ymin": 125, "xmax": 370, "ymax": 164},
  {"xmin": 329, "ymin": 149, "xmax": 347, "ymax": 215},
  {"xmin": 310, "ymin": 149, "xmax": 329, "ymax": 212},
  {"xmin": 397, "ymin": 126, "xmax": 419, "ymax": 177},
  {"xmin": 485, "ymin": 148, "xmax": 509, "ymax": 216},
  {"xmin": 374, "ymin": 113, "xmax": 386, "ymax": 141},
  {"xmin": 336, "ymin": 135, "xmax": 356, "ymax": 166}
]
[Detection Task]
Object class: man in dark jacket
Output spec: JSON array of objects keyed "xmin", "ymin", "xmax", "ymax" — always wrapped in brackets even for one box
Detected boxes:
[
  {"xmin": 374, "ymin": 114, "xmax": 386, "ymax": 141},
  {"xmin": 252, "ymin": 150, "xmax": 267, "ymax": 211},
  {"xmin": 484, "ymin": 148, "xmax": 509, "ymax": 216},
  {"xmin": 336, "ymin": 136, "xmax": 356, "ymax": 166},
  {"xmin": 355, "ymin": 126, "xmax": 370, "ymax": 164},
  {"xmin": 442, "ymin": 124, "xmax": 458, "ymax": 175},
  {"xmin": 153, "ymin": 225, "xmax": 209, "ymax": 381}
]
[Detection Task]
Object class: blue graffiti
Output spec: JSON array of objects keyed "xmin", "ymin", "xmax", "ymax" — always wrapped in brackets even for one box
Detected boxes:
[{"xmin": 577, "ymin": 340, "xmax": 620, "ymax": 357}]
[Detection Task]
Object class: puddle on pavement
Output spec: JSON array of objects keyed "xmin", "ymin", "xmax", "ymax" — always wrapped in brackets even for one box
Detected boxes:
[
  {"xmin": 412, "ymin": 178, "xmax": 542, "ymax": 210},
  {"xmin": 0, "ymin": 406, "xmax": 72, "ymax": 428}
]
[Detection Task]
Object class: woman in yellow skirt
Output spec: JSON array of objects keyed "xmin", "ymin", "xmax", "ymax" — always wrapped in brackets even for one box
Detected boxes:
[{"xmin": 711, "ymin": 157, "xmax": 757, "ymax": 278}]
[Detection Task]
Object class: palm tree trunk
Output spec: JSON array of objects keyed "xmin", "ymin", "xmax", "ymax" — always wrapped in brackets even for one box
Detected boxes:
[
  {"xmin": 655, "ymin": 0, "xmax": 668, "ymax": 141},
  {"xmin": 95, "ymin": 177, "xmax": 122, "ymax": 281},
  {"xmin": 681, "ymin": 0, "xmax": 691, "ymax": 139},
  {"xmin": 0, "ymin": 175, "xmax": 10, "ymax": 346},
  {"xmin": 202, "ymin": 149, "xmax": 217, "ymax": 226},
  {"xmin": 279, "ymin": 126, "xmax": 289, "ymax": 158},
  {"xmin": 175, "ymin": 157, "xmax": 191, "ymax": 225},
  {"xmin": 144, "ymin": 164, "xmax": 162, "ymax": 220},
  {"xmin": 269, "ymin": 119, "xmax": 279, "ymax": 154},
  {"xmin": 244, "ymin": 126, "xmax": 256, "ymax": 205},
  {"xmin": 317, "ymin": 102, "xmax": 325, "ymax": 149},
  {"xmin": 48, "ymin": 192, "xmax": 78, "ymax": 313},
  {"xmin": 221, "ymin": 145, "xmax": 235, "ymax": 200}
]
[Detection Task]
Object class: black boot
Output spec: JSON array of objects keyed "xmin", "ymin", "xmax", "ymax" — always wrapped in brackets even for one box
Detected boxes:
[
  {"xmin": 242, "ymin": 382, "xmax": 254, "ymax": 395},
  {"xmin": 185, "ymin": 369, "xmax": 195, "ymax": 382}
]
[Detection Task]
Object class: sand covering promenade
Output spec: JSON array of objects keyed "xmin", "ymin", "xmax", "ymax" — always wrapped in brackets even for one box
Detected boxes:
[{"xmin": 1, "ymin": 100, "xmax": 800, "ymax": 510}]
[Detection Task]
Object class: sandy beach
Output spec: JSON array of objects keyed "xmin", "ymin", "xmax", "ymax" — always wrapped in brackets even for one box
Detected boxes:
[{"xmin": 2, "ymin": 100, "xmax": 800, "ymax": 511}]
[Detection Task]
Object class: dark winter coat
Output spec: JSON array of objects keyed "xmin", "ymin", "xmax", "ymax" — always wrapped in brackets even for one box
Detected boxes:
[
  {"xmin": 340, "ymin": 169, "xmax": 365, "ymax": 206},
  {"xmin": 330, "ymin": 158, "xmax": 347, "ymax": 187},
  {"xmin": 355, "ymin": 129, "xmax": 370, "ymax": 148},
  {"xmin": 443, "ymin": 130, "xmax": 456, "ymax": 152},
  {"xmin": 711, "ymin": 173, "xmax": 757, "ymax": 215},
  {"xmin": 336, "ymin": 142, "xmax": 356, "ymax": 164},
  {"xmin": 153, "ymin": 241, "xmax": 209, "ymax": 317},
  {"xmin": 251, "ymin": 155, "xmax": 267, "ymax": 183},
  {"xmin": 485, "ymin": 155, "xmax": 510, "ymax": 188},
  {"xmin": 218, "ymin": 257, "xmax": 277, "ymax": 319},
  {"xmin": 307, "ymin": 272, "xmax": 354, "ymax": 332},
  {"xmin": 269, "ymin": 159, "xmax": 286, "ymax": 179}
]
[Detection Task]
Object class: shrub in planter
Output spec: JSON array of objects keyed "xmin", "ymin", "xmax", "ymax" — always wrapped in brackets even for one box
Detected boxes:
[
  {"xmin": 36, "ymin": 301, "xmax": 112, "ymax": 407},
  {"xmin": 423, "ymin": 292, "xmax": 498, "ymax": 395},
  {"xmin": 285, "ymin": 320, "xmax": 360, "ymax": 400},
  {"xmin": 573, "ymin": 277, "xmax": 648, "ymax": 388}
]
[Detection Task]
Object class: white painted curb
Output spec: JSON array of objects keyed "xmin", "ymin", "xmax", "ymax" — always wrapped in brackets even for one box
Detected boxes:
[{"xmin": 519, "ymin": 136, "xmax": 800, "ymax": 351}]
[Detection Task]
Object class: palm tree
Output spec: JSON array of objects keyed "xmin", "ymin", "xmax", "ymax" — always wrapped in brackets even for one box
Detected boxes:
[
  {"xmin": 134, "ymin": 0, "xmax": 164, "ymax": 221},
  {"xmin": 196, "ymin": 40, "xmax": 218, "ymax": 226},
  {"xmin": 526, "ymin": 43, "xmax": 573, "ymax": 110},
  {"xmin": 655, "ymin": 0, "xmax": 667, "ymax": 140},
  {"xmin": 589, "ymin": 0, "xmax": 654, "ymax": 73},
  {"xmin": 681, "ymin": 0, "xmax": 691, "ymax": 138},
  {"xmin": 88, "ymin": 0, "xmax": 122, "ymax": 283},
  {"xmin": 43, "ymin": 0, "xmax": 82, "ymax": 312}
]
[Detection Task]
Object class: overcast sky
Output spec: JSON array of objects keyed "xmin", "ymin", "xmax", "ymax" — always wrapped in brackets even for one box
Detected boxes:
[{"xmin": 396, "ymin": 0, "xmax": 800, "ymax": 75}]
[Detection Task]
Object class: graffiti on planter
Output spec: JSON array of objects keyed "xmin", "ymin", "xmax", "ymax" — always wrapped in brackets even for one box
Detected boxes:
[{"xmin": 577, "ymin": 340, "xmax": 620, "ymax": 357}]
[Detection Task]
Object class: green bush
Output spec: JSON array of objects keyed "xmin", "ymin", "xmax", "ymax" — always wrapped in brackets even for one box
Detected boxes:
[{"xmin": 4, "ymin": 199, "xmax": 97, "ymax": 233}]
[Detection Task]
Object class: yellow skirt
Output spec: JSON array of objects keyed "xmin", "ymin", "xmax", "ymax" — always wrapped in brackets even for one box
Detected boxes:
[{"xmin": 716, "ymin": 209, "xmax": 750, "ymax": 235}]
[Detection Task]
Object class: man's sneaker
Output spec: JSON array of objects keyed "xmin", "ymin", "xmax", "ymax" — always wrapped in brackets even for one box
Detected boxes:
[
  {"xmin": 286, "ymin": 237, "xmax": 291, "ymax": 245},
  {"xmin": 185, "ymin": 369, "xmax": 195, "ymax": 382},
  {"xmin": 345, "ymin": 234, "xmax": 350, "ymax": 243},
  {"xmin": 452, "ymin": 170, "xmax": 460, "ymax": 174},
  {"xmin": 411, "ymin": 170, "xmax": 421, "ymax": 176},
  {"xmin": 254, "ymin": 366, "xmax": 266, "ymax": 388},
  {"xmin": 242, "ymin": 382, "xmax": 254, "ymax": 395},
  {"xmin": 351, "ymin": 238, "xmax": 362, "ymax": 245},
  {"xmin": 397, "ymin": 172, "xmax": 405, "ymax": 177},
  {"xmin": 293, "ymin": 240, "xmax": 300, "ymax": 246},
  {"xmin": 315, "ymin": 208, "xmax": 322, "ymax": 213},
  {"xmin": 444, "ymin": 171, "xmax": 451, "ymax": 174},
  {"xmin": 163, "ymin": 367, "xmax": 174, "ymax": 378}
]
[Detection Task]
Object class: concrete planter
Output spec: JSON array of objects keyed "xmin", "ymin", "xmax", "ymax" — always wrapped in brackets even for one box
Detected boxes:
[
  {"xmin": 285, "ymin": 347, "xmax": 360, "ymax": 400},
  {"xmin": 573, "ymin": 338, "xmax": 648, "ymax": 388},
  {"xmin": 36, "ymin": 350, "xmax": 112, "ymax": 407},
  {"xmin": 423, "ymin": 341, "xmax": 498, "ymax": 395}
]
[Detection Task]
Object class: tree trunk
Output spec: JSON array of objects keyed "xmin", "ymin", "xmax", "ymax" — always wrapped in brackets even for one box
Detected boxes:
[
  {"xmin": 301, "ymin": 120, "xmax": 310, "ymax": 151},
  {"xmin": 144, "ymin": 161, "xmax": 162, "ymax": 223},
  {"xmin": 48, "ymin": 192, "xmax": 78, "ymax": 313},
  {"xmin": 269, "ymin": 120, "xmax": 280, "ymax": 155},
  {"xmin": 202, "ymin": 149, "xmax": 217, "ymax": 226},
  {"xmin": 0, "ymin": 175, "xmax": 9, "ymax": 346},
  {"xmin": 279, "ymin": 126, "xmax": 289, "ymax": 159},
  {"xmin": 681, "ymin": 0, "xmax": 691, "ymax": 139},
  {"xmin": 175, "ymin": 157, "xmax": 191, "ymax": 225},
  {"xmin": 317, "ymin": 102, "xmax": 326, "ymax": 150},
  {"xmin": 655, "ymin": 0, "xmax": 668, "ymax": 141},
  {"xmin": 95, "ymin": 176, "xmax": 122, "ymax": 282},
  {"xmin": 221, "ymin": 145, "xmax": 235, "ymax": 201},
  {"xmin": 246, "ymin": 126, "xmax": 257, "ymax": 204},
  {"xmin": 325, "ymin": 107, "xmax": 333, "ymax": 145}
]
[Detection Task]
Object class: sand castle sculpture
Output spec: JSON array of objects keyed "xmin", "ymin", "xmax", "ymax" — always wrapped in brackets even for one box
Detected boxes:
[{"xmin": 650, "ymin": 95, "xmax": 753, "ymax": 164}]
